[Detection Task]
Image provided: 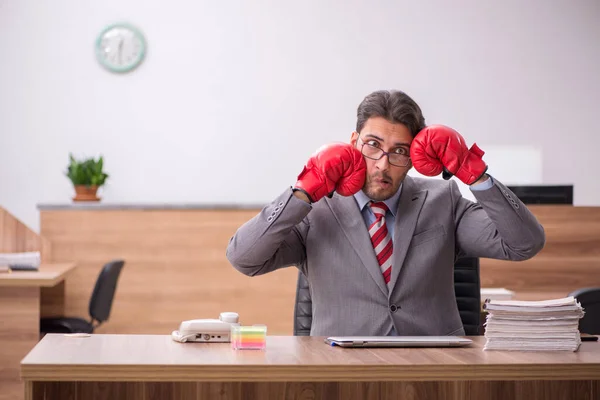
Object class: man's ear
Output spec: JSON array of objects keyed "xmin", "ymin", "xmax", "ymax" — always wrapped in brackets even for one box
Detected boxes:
[{"xmin": 350, "ymin": 131, "xmax": 359, "ymax": 148}]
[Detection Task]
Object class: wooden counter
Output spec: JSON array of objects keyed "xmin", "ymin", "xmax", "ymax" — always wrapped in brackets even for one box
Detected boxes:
[
  {"xmin": 38, "ymin": 204, "xmax": 600, "ymax": 336},
  {"xmin": 479, "ymin": 205, "xmax": 600, "ymax": 292},
  {"xmin": 38, "ymin": 205, "xmax": 298, "ymax": 336},
  {"xmin": 0, "ymin": 263, "xmax": 76, "ymax": 400},
  {"xmin": 21, "ymin": 334, "xmax": 600, "ymax": 400}
]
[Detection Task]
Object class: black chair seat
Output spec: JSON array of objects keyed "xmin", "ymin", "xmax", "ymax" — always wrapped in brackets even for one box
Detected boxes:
[{"xmin": 41, "ymin": 317, "xmax": 94, "ymax": 334}]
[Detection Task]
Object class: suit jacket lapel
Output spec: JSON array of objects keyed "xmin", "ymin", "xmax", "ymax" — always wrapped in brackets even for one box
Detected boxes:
[
  {"xmin": 388, "ymin": 176, "xmax": 427, "ymax": 294},
  {"xmin": 327, "ymin": 194, "xmax": 389, "ymax": 297}
]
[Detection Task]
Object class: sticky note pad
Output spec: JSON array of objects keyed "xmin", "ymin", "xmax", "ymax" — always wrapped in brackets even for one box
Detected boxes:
[{"xmin": 231, "ymin": 325, "xmax": 267, "ymax": 350}]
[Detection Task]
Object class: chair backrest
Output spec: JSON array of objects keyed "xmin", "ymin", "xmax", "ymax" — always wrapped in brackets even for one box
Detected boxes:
[
  {"xmin": 89, "ymin": 260, "xmax": 125, "ymax": 324},
  {"xmin": 293, "ymin": 257, "xmax": 481, "ymax": 336},
  {"xmin": 293, "ymin": 271, "xmax": 312, "ymax": 336},
  {"xmin": 568, "ymin": 287, "xmax": 600, "ymax": 335},
  {"xmin": 453, "ymin": 257, "xmax": 481, "ymax": 335}
]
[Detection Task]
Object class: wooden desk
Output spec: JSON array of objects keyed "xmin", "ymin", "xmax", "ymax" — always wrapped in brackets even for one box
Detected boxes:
[
  {"xmin": 0, "ymin": 263, "xmax": 76, "ymax": 287},
  {"xmin": 0, "ymin": 263, "xmax": 76, "ymax": 400},
  {"xmin": 21, "ymin": 334, "xmax": 600, "ymax": 400}
]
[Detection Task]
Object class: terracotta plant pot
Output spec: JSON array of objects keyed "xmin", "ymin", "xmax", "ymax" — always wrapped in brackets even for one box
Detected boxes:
[{"xmin": 73, "ymin": 185, "xmax": 100, "ymax": 202}]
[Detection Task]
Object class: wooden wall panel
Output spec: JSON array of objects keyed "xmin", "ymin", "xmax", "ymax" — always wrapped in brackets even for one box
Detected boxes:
[
  {"xmin": 480, "ymin": 206, "xmax": 600, "ymax": 293},
  {"xmin": 0, "ymin": 207, "xmax": 43, "ymax": 254},
  {"xmin": 0, "ymin": 287, "xmax": 40, "ymax": 400},
  {"xmin": 40, "ymin": 210, "xmax": 298, "ymax": 335},
  {"xmin": 39, "ymin": 205, "xmax": 600, "ymax": 335}
]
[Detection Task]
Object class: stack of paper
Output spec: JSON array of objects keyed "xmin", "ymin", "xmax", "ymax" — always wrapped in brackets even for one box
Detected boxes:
[
  {"xmin": 483, "ymin": 297, "xmax": 584, "ymax": 351},
  {"xmin": 0, "ymin": 251, "xmax": 41, "ymax": 268}
]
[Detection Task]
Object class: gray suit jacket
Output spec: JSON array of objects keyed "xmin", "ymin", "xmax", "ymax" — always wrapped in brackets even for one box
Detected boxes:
[{"xmin": 226, "ymin": 176, "xmax": 545, "ymax": 336}]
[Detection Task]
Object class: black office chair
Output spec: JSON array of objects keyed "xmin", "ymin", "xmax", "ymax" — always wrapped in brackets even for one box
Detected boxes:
[
  {"xmin": 568, "ymin": 287, "xmax": 600, "ymax": 335},
  {"xmin": 293, "ymin": 257, "xmax": 481, "ymax": 336},
  {"xmin": 41, "ymin": 260, "xmax": 125, "ymax": 334}
]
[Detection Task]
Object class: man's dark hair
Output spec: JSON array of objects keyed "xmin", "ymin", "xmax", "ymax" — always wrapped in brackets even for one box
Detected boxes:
[{"xmin": 356, "ymin": 90, "xmax": 426, "ymax": 137}]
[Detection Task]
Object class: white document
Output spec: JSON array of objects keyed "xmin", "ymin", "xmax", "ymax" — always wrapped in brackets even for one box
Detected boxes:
[
  {"xmin": 485, "ymin": 296, "xmax": 577, "ymax": 308},
  {"xmin": 481, "ymin": 288, "xmax": 515, "ymax": 301}
]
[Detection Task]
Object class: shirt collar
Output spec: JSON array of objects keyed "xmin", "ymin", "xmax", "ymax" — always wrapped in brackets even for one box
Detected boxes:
[{"xmin": 353, "ymin": 183, "xmax": 402, "ymax": 217}]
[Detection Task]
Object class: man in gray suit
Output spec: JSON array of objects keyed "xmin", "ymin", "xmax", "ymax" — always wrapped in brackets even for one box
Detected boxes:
[{"xmin": 226, "ymin": 90, "xmax": 545, "ymax": 337}]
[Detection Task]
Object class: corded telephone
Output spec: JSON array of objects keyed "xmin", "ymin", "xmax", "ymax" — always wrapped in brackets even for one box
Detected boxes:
[{"xmin": 171, "ymin": 312, "xmax": 240, "ymax": 343}]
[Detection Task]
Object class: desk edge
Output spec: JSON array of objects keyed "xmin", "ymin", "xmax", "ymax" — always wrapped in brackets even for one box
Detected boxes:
[{"xmin": 20, "ymin": 363, "xmax": 600, "ymax": 382}]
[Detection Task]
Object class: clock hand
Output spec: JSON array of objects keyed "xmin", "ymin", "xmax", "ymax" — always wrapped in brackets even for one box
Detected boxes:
[{"xmin": 118, "ymin": 39, "xmax": 124, "ymax": 65}]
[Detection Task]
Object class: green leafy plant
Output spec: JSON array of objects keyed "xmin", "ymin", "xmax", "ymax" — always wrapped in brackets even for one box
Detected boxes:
[{"xmin": 65, "ymin": 154, "xmax": 109, "ymax": 187}]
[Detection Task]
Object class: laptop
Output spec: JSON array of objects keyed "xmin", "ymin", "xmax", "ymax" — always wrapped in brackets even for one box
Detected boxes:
[{"xmin": 324, "ymin": 336, "xmax": 473, "ymax": 348}]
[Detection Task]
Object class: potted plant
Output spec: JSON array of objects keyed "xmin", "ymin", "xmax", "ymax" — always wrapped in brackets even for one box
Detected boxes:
[{"xmin": 65, "ymin": 154, "xmax": 109, "ymax": 202}]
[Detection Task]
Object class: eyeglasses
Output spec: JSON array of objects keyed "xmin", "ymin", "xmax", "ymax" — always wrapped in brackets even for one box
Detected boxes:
[{"xmin": 357, "ymin": 134, "xmax": 411, "ymax": 167}]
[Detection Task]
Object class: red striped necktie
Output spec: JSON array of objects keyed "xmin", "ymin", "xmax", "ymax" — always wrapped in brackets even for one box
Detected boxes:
[{"xmin": 368, "ymin": 202, "xmax": 393, "ymax": 285}]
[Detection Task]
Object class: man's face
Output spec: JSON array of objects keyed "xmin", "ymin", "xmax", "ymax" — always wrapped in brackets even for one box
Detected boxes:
[{"xmin": 350, "ymin": 117, "xmax": 413, "ymax": 201}]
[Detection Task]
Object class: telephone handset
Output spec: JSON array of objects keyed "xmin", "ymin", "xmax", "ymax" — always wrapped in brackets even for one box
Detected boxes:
[{"xmin": 171, "ymin": 312, "xmax": 240, "ymax": 343}]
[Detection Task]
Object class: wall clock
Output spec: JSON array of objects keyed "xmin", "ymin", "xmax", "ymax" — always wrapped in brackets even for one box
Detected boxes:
[{"xmin": 95, "ymin": 23, "xmax": 146, "ymax": 73}]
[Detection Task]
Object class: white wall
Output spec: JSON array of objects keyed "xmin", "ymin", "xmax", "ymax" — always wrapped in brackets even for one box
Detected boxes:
[{"xmin": 1, "ymin": 0, "xmax": 599, "ymax": 231}]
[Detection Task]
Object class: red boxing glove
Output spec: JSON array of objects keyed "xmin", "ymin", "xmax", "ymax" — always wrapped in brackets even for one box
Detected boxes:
[
  {"xmin": 294, "ymin": 143, "xmax": 366, "ymax": 203},
  {"xmin": 410, "ymin": 125, "xmax": 488, "ymax": 185}
]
